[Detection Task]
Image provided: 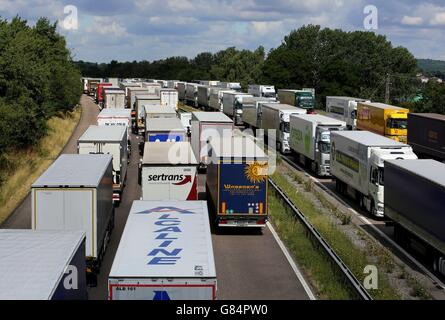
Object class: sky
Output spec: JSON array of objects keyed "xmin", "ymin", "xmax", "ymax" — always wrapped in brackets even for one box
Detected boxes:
[{"xmin": 1, "ymin": 0, "xmax": 445, "ymax": 63}]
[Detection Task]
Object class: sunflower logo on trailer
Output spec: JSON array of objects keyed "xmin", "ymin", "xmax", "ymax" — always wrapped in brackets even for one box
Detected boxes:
[{"xmin": 244, "ymin": 162, "xmax": 268, "ymax": 183}]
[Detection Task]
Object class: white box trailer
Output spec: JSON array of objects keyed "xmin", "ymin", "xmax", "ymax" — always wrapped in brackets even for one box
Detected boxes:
[
  {"xmin": 220, "ymin": 82, "xmax": 242, "ymax": 92},
  {"xmin": 135, "ymin": 95, "xmax": 162, "ymax": 134},
  {"xmin": 326, "ymin": 96, "xmax": 370, "ymax": 130},
  {"xmin": 186, "ymin": 83, "xmax": 198, "ymax": 107},
  {"xmin": 104, "ymin": 89, "xmax": 126, "ymax": 109},
  {"xmin": 141, "ymin": 83, "xmax": 162, "ymax": 95},
  {"xmin": 248, "ymin": 85, "xmax": 276, "ymax": 98},
  {"xmin": 160, "ymin": 89, "xmax": 179, "ymax": 110},
  {"xmin": 177, "ymin": 82, "xmax": 187, "ymax": 100},
  {"xmin": 108, "ymin": 200, "xmax": 217, "ymax": 300},
  {"xmin": 242, "ymin": 97, "xmax": 278, "ymax": 129},
  {"xmin": 200, "ymin": 80, "xmax": 220, "ymax": 86},
  {"xmin": 209, "ymin": 88, "xmax": 235, "ymax": 112},
  {"xmin": 289, "ymin": 114, "xmax": 346, "ymax": 175},
  {"xmin": 31, "ymin": 154, "xmax": 114, "ymax": 283},
  {"xmin": 167, "ymin": 80, "xmax": 180, "ymax": 89},
  {"xmin": 127, "ymin": 88, "xmax": 150, "ymax": 109},
  {"xmin": 179, "ymin": 112, "xmax": 192, "ymax": 136},
  {"xmin": 261, "ymin": 103, "xmax": 307, "ymax": 154},
  {"xmin": 191, "ymin": 112, "xmax": 234, "ymax": 166},
  {"xmin": 97, "ymin": 108, "xmax": 132, "ymax": 138},
  {"xmin": 198, "ymin": 85, "xmax": 212, "ymax": 109},
  {"xmin": 145, "ymin": 118, "xmax": 187, "ymax": 143},
  {"xmin": 120, "ymin": 82, "xmax": 142, "ymax": 98},
  {"xmin": 106, "ymin": 78, "xmax": 120, "ymax": 87},
  {"xmin": 222, "ymin": 92, "xmax": 253, "ymax": 125},
  {"xmin": 330, "ymin": 131, "xmax": 417, "ymax": 217},
  {"xmin": 141, "ymin": 142, "xmax": 198, "ymax": 201},
  {"xmin": 78, "ymin": 126, "xmax": 128, "ymax": 206},
  {"xmin": 0, "ymin": 230, "xmax": 87, "ymax": 300}
]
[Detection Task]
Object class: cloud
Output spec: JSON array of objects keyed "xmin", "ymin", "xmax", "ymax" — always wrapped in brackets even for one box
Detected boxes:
[
  {"xmin": 430, "ymin": 11, "xmax": 445, "ymax": 25},
  {"xmin": 401, "ymin": 16, "xmax": 423, "ymax": 26}
]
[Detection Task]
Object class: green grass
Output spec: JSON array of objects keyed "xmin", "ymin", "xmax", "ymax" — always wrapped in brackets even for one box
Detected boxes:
[
  {"xmin": 0, "ymin": 108, "xmax": 81, "ymax": 225},
  {"xmin": 270, "ymin": 171, "xmax": 401, "ymax": 300}
]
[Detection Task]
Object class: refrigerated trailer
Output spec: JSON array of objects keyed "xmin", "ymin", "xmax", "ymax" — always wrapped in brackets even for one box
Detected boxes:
[
  {"xmin": 248, "ymin": 85, "xmax": 276, "ymax": 98},
  {"xmin": 385, "ymin": 159, "xmax": 445, "ymax": 276},
  {"xmin": 32, "ymin": 154, "xmax": 114, "ymax": 285},
  {"xmin": 144, "ymin": 118, "xmax": 186, "ymax": 143},
  {"xmin": 78, "ymin": 126, "xmax": 128, "ymax": 206},
  {"xmin": 135, "ymin": 95, "xmax": 162, "ymax": 134},
  {"xmin": 290, "ymin": 114, "xmax": 346, "ymax": 175},
  {"xmin": 108, "ymin": 200, "xmax": 217, "ymax": 300},
  {"xmin": 330, "ymin": 131, "xmax": 417, "ymax": 217},
  {"xmin": 191, "ymin": 112, "xmax": 234, "ymax": 166},
  {"xmin": 177, "ymin": 82, "xmax": 187, "ymax": 100},
  {"xmin": 160, "ymin": 89, "xmax": 179, "ymax": 110},
  {"xmin": 220, "ymin": 82, "xmax": 242, "ymax": 92},
  {"xmin": 241, "ymin": 98, "xmax": 278, "ymax": 129},
  {"xmin": 198, "ymin": 85, "xmax": 212, "ymax": 110},
  {"xmin": 97, "ymin": 108, "xmax": 132, "ymax": 138},
  {"xmin": 408, "ymin": 113, "xmax": 445, "ymax": 162},
  {"xmin": 222, "ymin": 92, "xmax": 253, "ymax": 125},
  {"xmin": 127, "ymin": 88, "xmax": 150, "ymax": 109},
  {"xmin": 207, "ymin": 136, "xmax": 269, "ymax": 227},
  {"xmin": 186, "ymin": 83, "xmax": 198, "ymax": 107},
  {"xmin": 326, "ymin": 96, "xmax": 370, "ymax": 130},
  {"xmin": 104, "ymin": 89, "xmax": 126, "ymax": 109},
  {"xmin": 209, "ymin": 88, "xmax": 235, "ymax": 112},
  {"xmin": 141, "ymin": 142, "xmax": 198, "ymax": 201},
  {"xmin": 0, "ymin": 230, "xmax": 87, "ymax": 300},
  {"xmin": 261, "ymin": 103, "xmax": 307, "ymax": 154}
]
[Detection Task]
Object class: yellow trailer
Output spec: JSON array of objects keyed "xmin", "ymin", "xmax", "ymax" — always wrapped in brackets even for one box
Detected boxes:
[{"xmin": 356, "ymin": 102, "xmax": 409, "ymax": 143}]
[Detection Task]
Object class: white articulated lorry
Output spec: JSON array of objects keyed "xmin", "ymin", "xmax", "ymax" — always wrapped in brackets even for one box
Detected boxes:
[
  {"xmin": 186, "ymin": 83, "xmax": 198, "ymax": 107},
  {"xmin": 108, "ymin": 200, "xmax": 217, "ymax": 300},
  {"xmin": 104, "ymin": 89, "xmax": 126, "ymax": 109},
  {"xmin": 242, "ymin": 98, "xmax": 278, "ymax": 129},
  {"xmin": 248, "ymin": 85, "xmax": 276, "ymax": 98},
  {"xmin": 78, "ymin": 126, "xmax": 128, "ymax": 206},
  {"xmin": 209, "ymin": 88, "xmax": 235, "ymax": 112},
  {"xmin": 220, "ymin": 82, "xmax": 242, "ymax": 92},
  {"xmin": 326, "ymin": 96, "xmax": 370, "ymax": 130},
  {"xmin": 330, "ymin": 131, "xmax": 418, "ymax": 217},
  {"xmin": 32, "ymin": 154, "xmax": 114, "ymax": 286},
  {"xmin": 261, "ymin": 103, "xmax": 307, "ymax": 154},
  {"xmin": 289, "ymin": 114, "xmax": 346, "ymax": 175},
  {"xmin": 97, "ymin": 108, "xmax": 132, "ymax": 143},
  {"xmin": 160, "ymin": 89, "xmax": 179, "ymax": 110},
  {"xmin": 177, "ymin": 82, "xmax": 187, "ymax": 101},
  {"xmin": 222, "ymin": 92, "xmax": 253, "ymax": 125},
  {"xmin": 140, "ymin": 142, "xmax": 198, "ymax": 201}
]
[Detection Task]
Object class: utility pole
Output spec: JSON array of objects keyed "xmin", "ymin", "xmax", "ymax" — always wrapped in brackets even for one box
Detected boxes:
[{"xmin": 385, "ymin": 73, "xmax": 391, "ymax": 104}]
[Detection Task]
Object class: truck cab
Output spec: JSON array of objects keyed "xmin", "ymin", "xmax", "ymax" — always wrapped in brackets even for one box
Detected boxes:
[
  {"xmin": 366, "ymin": 148, "xmax": 417, "ymax": 217},
  {"xmin": 385, "ymin": 114, "xmax": 408, "ymax": 143},
  {"xmin": 296, "ymin": 91, "xmax": 315, "ymax": 111},
  {"xmin": 279, "ymin": 111, "xmax": 300, "ymax": 153},
  {"xmin": 314, "ymin": 128, "xmax": 335, "ymax": 176}
]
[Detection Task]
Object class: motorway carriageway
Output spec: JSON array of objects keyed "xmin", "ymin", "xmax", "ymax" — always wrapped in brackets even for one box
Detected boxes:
[{"xmin": 1, "ymin": 95, "xmax": 314, "ymax": 300}]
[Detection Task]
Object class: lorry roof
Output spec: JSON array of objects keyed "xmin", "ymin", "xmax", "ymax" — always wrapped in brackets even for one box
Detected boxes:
[
  {"xmin": 326, "ymin": 96, "xmax": 369, "ymax": 101},
  {"xmin": 262, "ymin": 103, "xmax": 305, "ymax": 111},
  {"xmin": 143, "ymin": 106, "xmax": 176, "ymax": 114},
  {"xmin": 291, "ymin": 114, "xmax": 346, "ymax": 125},
  {"xmin": 98, "ymin": 109, "xmax": 131, "ymax": 117},
  {"xmin": 109, "ymin": 201, "xmax": 216, "ymax": 279},
  {"xmin": 136, "ymin": 94, "xmax": 160, "ymax": 100},
  {"xmin": 210, "ymin": 136, "xmax": 268, "ymax": 159},
  {"xmin": 104, "ymin": 89, "xmax": 125, "ymax": 94},
  {"xmin": 143, "ymin": 142, "xmax": 197, "ymax": 165},
  {"xmin": 359, "ymin": 102, "xmax": 408, "ymax": 111},
  {"xmin": 386, "ymin": 159, "xmax": 445, "ymax": 187},
  {"xmin": 192, "ymin": 111, "xmax": 232, "ymax": 122},
  {"xmin": 332, "ymin": 131, "xmax": 407, "ymax": 147},
  {"xmin": 146, "ymin": 118, "xmax": 185, "ymax": 131},
  {"xmin": 409, "ymin": 113, "xmax": 445, "ymax": 121},
  {"xmin": 32, "ymin": 154, "xmax": 112, "ymax": 188},
  {"xmin": 0, "ymin": 230, "xmax": 85, "ymax": 300},
  {"xmin": 78, "ymin": 125, "xmax": 126, "ymax": 142}
]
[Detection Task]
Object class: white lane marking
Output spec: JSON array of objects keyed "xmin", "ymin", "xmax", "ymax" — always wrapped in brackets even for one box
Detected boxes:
[
  {"xmin": 267, "ymin": 221, "xmax": 317, "ymax": 300},
  {"xmin": 284, "ymin": 157, "xmax": 445, "ymax": 289}
]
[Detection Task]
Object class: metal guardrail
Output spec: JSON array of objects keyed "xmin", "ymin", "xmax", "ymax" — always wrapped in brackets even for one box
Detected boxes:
[{"xmin": 268, "ymin": 178, "xmax": 373, "ymax": 300}]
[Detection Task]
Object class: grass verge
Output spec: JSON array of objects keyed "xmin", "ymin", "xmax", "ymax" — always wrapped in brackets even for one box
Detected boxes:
[
  {"xmin": 270, "ymin": 171, "xmax": 401, "ymax": 299},
  {"xmin": 0, "ymin": 108, "xmax": 81, "ymax": 225}
]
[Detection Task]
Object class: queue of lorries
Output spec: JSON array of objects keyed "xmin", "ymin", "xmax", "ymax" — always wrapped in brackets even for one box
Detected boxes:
[{"xmin": 2, "ymin": 77, "xmax": 444, "ymax": 301}]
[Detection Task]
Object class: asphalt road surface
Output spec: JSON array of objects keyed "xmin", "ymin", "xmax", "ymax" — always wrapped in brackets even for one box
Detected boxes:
[{"xmin": 2, "ymin": 95, "xmax": 311, "ymax": 300}]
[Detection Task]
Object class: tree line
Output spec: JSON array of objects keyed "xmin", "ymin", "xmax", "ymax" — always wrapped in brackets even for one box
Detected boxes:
[
  {"xmin": 0, "ymin": 17, "xmax": 82, "ymax": 162},
  {"xmin": 76, "ymin": 24, "xmax": 442, "ymax": 114}
]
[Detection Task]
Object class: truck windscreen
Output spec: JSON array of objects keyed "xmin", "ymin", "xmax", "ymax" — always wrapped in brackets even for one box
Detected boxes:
[
  {"xmin": 318, "ymin": 141, "xmax": 331, "ymax": 154},
  {"xmin": 387, "ymin": 118, "xmax": 407, "ymax": 129}
]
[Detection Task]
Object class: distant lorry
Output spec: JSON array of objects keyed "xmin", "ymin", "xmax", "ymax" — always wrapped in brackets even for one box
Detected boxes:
[
  {"xmin": 127, "ymin": 87, "xmax": 150, "ymax": 109},
  {"xmin": 140, "ymin": 142, "xmax": 198, "ymax": 200},
  {"xmin": 104, "ymin": 89, "xmax": 126, "ymax": 109},
  {"xmin": 207, "ymin": 136, "xmax": 269, "ymax": 227},
  {"xmin": 108, "ymin": 200, "xmax": 217, "ymax": 300},
  {"xmin": 407, "ymin": 113, "xmax": 445, "ymax": 162},
  {"xmin": 87, "ymin": 78, "xmax": 102, "ymax": 96},
  {"xmin": 278, "ymin": 89, "xmax": 316, "ymax": 111},
  {"xmin": 220, "ymin": 82, "xmax": 242, "ymax": 92},
  {"xmin": 135, "ymin": 95, "xmax": 161, "ymax": 134},
  {"xmin": 261, "ymin": 103, "xmax": 307, "ymax": 154},
  {"xmin": 248, "ymin": 85, "xmax": 276, "ymax": 98},
  {"xmin": 0, "ymin": 230, "xmax": 88, "ymax": 300},
  {"xmin": 96, "ymin": 83, "xmax": 113, "ymax": 105},
  {"xmin": 78, "ymin": 126, "xmax": 128, "ymax": 206},
  {"xmin": 197, "ymin": 85, "xmax": 212, "ymax": 110},
  {"xmin": 290, "ymin": 114, "xmax": 346, "ymax": 175},
  {"xmin": 179, "ymin": 112, "xmax": 192, "ymax": 136},
  {"xmin": 186, "ymin": 83, "xmax": 198, "ymax": 107},
  {"xmin": 209, "ymin": 88, "xmax": 235, "ymax": 112},
  {"xmin": 326, "ymin": 96, "xmax": 370, "ymax": 130},
  {"xmin": 242, "ymin": 98, "xmax": 278, "ymax": 129},
  {"xmin": 200, "ymin": 80, "xmax": 220, "ymax": 86},
  {"xmin": 222, "ymin": 92, "xmax": 253, "ymax": 125},
  {"xmin": 330, "ymin": 131, "xmax": 417, "ymax": 217},
  {"xmin": 177, "ymin": 82, "xmax": 187, "ymax": 100},
  {"xmin": 97, "ymin": 108, "xmax": 132, "ymax": 140},
  {"xmin": 144, "ymin": 118, "xmax": 186, "ymax": 143},
  {"xmin": 356, "ymin": 102, "xmax": 409, "ymax": 143},
  {"xmin": 32, "ymin": 154, "xmax": 115, "ymax": 286},
  {"xmin": 385, "ymin": 159, "xmax": 445, "ymax": 276},
  {"xmin": 191, "ymin": 112, "xmax": 234, "ymax": 166},
  {"xmin": 160, "ymin": 89, "xmax": 179, "ymax": 110}
]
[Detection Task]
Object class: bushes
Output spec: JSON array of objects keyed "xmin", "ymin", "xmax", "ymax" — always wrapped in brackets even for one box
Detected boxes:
[{"xmin": 0, "ymin": 16, "xmax": 82, "ymax": 155}]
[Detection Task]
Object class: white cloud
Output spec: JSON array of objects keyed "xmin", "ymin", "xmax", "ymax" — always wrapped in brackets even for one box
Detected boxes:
[
  {"xmin": 401, "ymin": 16, "xmax": 423, "ymax": 26},
  {"xmin": 430, "ymin": 12, "xmax": 445, "ymax": 25}
]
